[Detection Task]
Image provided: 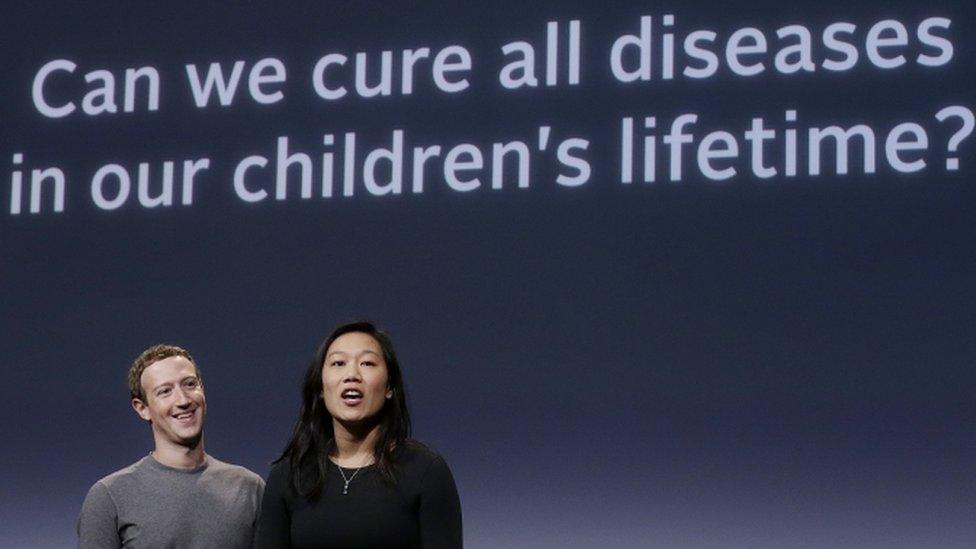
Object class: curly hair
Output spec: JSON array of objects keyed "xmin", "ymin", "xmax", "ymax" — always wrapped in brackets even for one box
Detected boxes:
[{"xmin": 128, "ymin": 344, "xmax": 198, "ymax": 402}]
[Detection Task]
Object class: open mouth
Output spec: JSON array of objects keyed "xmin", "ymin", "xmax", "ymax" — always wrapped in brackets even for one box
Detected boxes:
[{"xmin": 341, "ymin": 389, "xmax": 363, "ymax": 406}]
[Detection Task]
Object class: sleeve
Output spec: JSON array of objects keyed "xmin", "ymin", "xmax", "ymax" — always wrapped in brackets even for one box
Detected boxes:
[
  {"xmin": 417, "ymin": 455, "xmax": 463, "ymax": 549},
  {"xmin": 254, "ymin": 463, "xmax": 292, "ymax": 549},
  {"xmin": 77, "ymin": 481, "xmax": 122, "ymax": 549},
  {"xmin": 250, "ymin": 475, "xmax": 267, "ymax": 549}
]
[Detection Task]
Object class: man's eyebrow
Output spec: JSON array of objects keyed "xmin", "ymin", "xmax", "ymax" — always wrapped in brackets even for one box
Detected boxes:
[{"xmin": 152, "ymin": 375, "xmax": 198, "ymax": 390}]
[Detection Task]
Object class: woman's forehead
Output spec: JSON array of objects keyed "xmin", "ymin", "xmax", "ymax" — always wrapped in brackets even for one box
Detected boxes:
[{"xmin": 326, "ymin": 332, "xmax": 382, "ymax": 355}]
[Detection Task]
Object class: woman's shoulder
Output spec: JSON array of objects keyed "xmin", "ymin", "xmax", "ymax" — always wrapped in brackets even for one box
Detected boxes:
[
  {"xmin": 265, "ymin": 455, "xmax": 298, "ymax": 491},
  {"xmin": 394, "ymin": 440, "xmax": 455, "ymax": 485},
  {"xmin": 395, "ymin": 439, "xmax": 446, "ymax": 465}
]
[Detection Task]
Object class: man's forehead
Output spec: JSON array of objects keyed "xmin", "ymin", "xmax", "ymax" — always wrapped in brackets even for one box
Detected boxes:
[{"xmin": 141, "ymin": 355, "xmax": 199, "ymax": 386}]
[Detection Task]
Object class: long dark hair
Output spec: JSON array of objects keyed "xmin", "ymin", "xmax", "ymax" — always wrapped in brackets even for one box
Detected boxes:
[{"xmin": 276, "ymin": 321, "xmax": 411, "ymax": 499}]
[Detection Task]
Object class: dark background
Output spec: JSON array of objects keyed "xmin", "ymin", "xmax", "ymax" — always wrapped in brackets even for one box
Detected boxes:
[{"xmin": 1, "ymin": 2, "xmax": 973, "ymax": 547}]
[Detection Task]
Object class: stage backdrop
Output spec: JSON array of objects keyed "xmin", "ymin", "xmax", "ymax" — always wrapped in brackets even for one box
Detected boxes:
[{"xmin": 2, "ymin": 2, "xmax": 973, "ymax": 547}]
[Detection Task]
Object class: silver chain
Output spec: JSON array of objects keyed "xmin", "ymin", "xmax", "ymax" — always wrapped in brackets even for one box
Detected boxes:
[{"xmin": 337, "ymin": 465, "xmax": 362, "ymax": 495}]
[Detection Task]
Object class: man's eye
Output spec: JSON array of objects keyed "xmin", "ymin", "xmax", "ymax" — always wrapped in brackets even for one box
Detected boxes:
[
  {"xmin": 183, "ymin": 379, "xmax": 199, "ymax": 389},
  {"xmin": 157, "ymin": 388, "xmax": 171, "ymax": 397}
]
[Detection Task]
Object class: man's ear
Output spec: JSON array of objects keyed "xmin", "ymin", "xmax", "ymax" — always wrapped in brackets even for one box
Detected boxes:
[{"xmin": 132, "ymin": 398, "xmax": 151, "ymax": 422}]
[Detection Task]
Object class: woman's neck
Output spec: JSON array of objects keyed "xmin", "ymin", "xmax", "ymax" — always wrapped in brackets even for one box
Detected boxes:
[{"xmin": 331, "ymin": 420, "xmax": 381, "ymax": 467}]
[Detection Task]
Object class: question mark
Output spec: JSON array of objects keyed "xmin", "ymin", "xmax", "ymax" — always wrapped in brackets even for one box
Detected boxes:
[{"xmin": 935, "ymin": 105, "xmax": 974, "ymax": 171}]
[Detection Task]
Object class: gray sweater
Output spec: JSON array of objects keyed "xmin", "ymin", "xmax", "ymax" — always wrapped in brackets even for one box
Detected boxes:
[{"xmin": 77, "ymin": 454, "xmax": 264, "ymax": 549}]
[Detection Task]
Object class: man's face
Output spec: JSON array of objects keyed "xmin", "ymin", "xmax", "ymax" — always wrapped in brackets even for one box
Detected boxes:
[{"xmin": 132, "ymin": 355, "xmax": 206, "ymax": 448}]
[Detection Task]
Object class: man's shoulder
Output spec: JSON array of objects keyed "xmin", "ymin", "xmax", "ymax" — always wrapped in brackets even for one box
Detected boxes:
[
  {"xmin": 205, "ymin": 455, "xmax": 265, "ymax": 488},
  {"xmin": 92, "ymin": 455, "xmax": 152, "ymax": 491},
  {"xmin": 81, "ymin": 455, "xmax": 153, "ymax": 516}
]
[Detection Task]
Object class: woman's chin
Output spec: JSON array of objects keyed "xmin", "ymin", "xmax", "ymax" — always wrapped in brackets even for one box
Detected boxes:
[{"xmin": 333, "ymin": 414, "xmax": 382, "ymax": 433}]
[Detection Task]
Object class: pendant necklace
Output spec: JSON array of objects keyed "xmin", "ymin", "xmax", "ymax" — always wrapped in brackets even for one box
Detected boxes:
[{"xmin": 337, "ymin": 465, "xmax": 362, "ymax": 495}]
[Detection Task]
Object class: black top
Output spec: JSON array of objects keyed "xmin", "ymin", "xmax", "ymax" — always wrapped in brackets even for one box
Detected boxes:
[{"xmin": 256, "ymin": 442, "xmax": 462, "ymax": 548}]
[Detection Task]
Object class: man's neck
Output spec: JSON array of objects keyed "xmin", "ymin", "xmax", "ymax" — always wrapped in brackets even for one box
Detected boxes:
[{"xmin": 151, "ymin": 437, "xmax": 206, "ymax": 469}]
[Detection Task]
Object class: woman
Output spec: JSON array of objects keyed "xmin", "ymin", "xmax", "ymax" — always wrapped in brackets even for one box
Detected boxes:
[{"xmin": 257, "ymin": 321, "xmax": 462, "ymax": 548}]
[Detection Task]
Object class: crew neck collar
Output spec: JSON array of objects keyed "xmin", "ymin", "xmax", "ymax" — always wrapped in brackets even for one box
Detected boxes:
[
  {"xmin": 329, "ymin": 458, "xmax": 376, "ymax": 471},
  {"xmin": 145, "ymin": 452, "xmax": 210, "ymax": 474}
]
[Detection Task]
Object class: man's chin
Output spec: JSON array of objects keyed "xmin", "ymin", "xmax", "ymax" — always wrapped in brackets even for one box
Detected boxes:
[{"xmin": 173, "ymin": 430, "xmax": 204, "ymax": 449}]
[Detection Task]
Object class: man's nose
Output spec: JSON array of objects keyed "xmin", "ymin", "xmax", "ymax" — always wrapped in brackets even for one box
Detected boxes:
[{"xmin": 175, "ymin": 387, "xmax": 193, "ymax": 406}]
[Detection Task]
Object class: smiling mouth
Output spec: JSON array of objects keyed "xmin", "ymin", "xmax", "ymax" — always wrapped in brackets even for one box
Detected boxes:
[
  {"xmin": 173, "ymin": 410, "xmax": 196, "ymax": 422},
  {"xmin": 341, "ymin": 389, "xmax": 363, "ymax": 406}
]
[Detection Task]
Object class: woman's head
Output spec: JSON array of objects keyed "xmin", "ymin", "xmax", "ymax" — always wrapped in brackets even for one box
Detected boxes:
[
  {"xmin": 306, "ymin": 321, "xmax": 409, "ymax": 440},
  {"xmin": 283, "ymin": 321, "xmax": 411, "ymax": 496}
]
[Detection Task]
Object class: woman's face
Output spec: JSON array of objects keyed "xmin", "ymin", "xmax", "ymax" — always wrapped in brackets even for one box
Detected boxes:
[{"xmin": 321, "ymin": 331, "xmax": 392, "ymax": 427}]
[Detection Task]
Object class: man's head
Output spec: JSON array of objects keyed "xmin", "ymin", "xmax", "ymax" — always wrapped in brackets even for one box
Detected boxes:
[{"xmin": 129, "ymin": 344, "xmax": 206, "ymax": 449}]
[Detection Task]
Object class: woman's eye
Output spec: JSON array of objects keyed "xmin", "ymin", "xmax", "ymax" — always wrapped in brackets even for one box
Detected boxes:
[
  {"xmin": 330, "ymin": 361, "xmax": 344, "ymax": 367},
  {"xmin": 362, "ymin": 361, "xmax": 376, "ymax": 367}
]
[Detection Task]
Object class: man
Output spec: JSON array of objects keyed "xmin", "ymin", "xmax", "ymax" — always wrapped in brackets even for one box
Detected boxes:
[{"xmin": 77, "ymin": 344, "xmax": 265, "ymax": 548}]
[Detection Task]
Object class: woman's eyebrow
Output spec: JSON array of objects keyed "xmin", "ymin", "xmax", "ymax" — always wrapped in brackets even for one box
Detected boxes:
[{"xmin": 328, "ymin": 349, "xmax": 380, "ymax": 357}]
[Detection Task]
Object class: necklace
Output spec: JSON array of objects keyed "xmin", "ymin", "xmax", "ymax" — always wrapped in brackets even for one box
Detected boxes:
[{"xmin": 336, "ymin": 464, "xmax": 362, "ymax": 495}]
